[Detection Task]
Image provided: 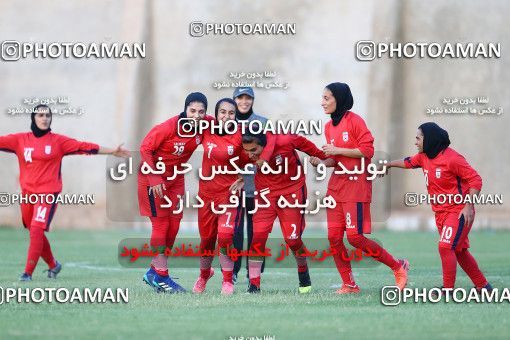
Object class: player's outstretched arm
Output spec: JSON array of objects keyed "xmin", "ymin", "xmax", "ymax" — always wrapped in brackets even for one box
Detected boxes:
[
  {"xmin": 376, "ymin": 159, "xmax": 408, "ymax": 178},
  {"xmin": 98, "ymin": 143, "xmax": 130, "ymax": 158},
  {"xmin": 0, "ymin": 134, "xmax": 19, "ymax": 154},
  {"xmin": 386, "ymin": 159, "xmax": 407, "ymax": 169},
  {"xmin": 60, "ymin": 135, "xmax": 129, "ymax": 158}
]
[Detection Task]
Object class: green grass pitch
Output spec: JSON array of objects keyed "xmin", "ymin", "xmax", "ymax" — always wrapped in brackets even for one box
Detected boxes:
[{"xmin": 0, "ymin": 228, "xmax": 509, "ymax": 339}]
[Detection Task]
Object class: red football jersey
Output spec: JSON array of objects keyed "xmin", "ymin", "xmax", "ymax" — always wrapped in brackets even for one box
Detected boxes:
[
  {"xmin": 404, "ymin": 147, "xmax": 482, "ymax": 213},
  {"xmin": 325, "ymin": 111, "xmax": 375, "ymax": 202},
  {"xmin": 254, "ymin": 134, "xmax": 326, "ymax": 196},
  {"xmin": 199, "ymin": 128, "xmax": 275, "ymax": 197},
  {"xmin": 138, "ymin": 115, "xmax": 213, "ymax": 187},
  {"xmin": 0, "ymin": 132, "xmax": 99, "ymax": 193},
  {"xmin": 199, "ymin": 129, "xmax": 245, "ymax": 197}
]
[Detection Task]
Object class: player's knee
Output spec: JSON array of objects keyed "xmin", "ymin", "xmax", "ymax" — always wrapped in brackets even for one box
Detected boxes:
[
  {"xmin": 165, "ymin": 233, "xmax": 178, "ymax": 249},
  {"xmin": 168, "ymin": 217, "xmax": 181, "ymax": 229},
  {"xmin": 250, "ymin": 233, "xmax": 268, "ymax": 252},
  {"xmin": 438, "ymin": 243, "xmax": 454, "ymax": 254},
  {"xmin": 150, "ymin": 229, "xmax": 167, "ymax": 247},
  {"xmin": 150, "ymin": 237, "xmax": 166, "ymax": 248},
  {"xmin": 29, "ymin": 226, "xmax": 44, "ymax": 239},
  {"xmin": 328, "ymin": 235, "xmax": 344, "ymax": 249},
  {"xmin": 347, "ymin": 234, "xmax": 365, "ymax": 249},
  {"xmin": 217, "ymin": 233, "xmax": 233, "ymax": 249},
  {"xmin": 150, "ymin": 216, "xmax": 169, "ymax": 230},
  {"xmin": 150, "ymin": 217, "xmax": 169, "ymax": 247},
  {"xmin": 200, "ymin": 237, "xmax": 216, "ymax": 252},
  {"xmin": 454, "ymin": 248, "xmax": 464, "ymax": 255},
  {"xmin": 284, "ymin": 238, "xmax": 303, "ymax": 252}
]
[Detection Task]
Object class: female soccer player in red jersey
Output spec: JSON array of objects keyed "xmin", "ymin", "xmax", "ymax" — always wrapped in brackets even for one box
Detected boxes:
[
  {"xmin": 242, "ymin": 132, "xmax": 329, "ymax": 294},
  {"xmin": 138, "ymin": 92, "xmax": 211, "ymax": 293},
  {"xmin": 382, "ymin": 122, "xmax": 492, "ymax": 293},
  {"xmin": 310, "ymin": 82, "xmax": 409, "ymax": 294},
  {"xmin": 192, "ymin": 98, "xmax": 273, "ymax": 295},
  {"xmin": 0, "ymin": 104, "xmax": 129, "ymax": 281}
]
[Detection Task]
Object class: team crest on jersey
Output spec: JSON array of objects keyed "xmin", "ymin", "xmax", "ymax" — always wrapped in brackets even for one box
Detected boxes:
[
  {"xmin": 342, "ymin": 131, "xmax": 349, "ymax": 142},
  {"xmin": 435, "ymin": 168, "xmax": 441, "ymax": 179},
  {"xmin": 23, "ymin": 147, "xmax": 34, "ymax": 163},
  {"xmin": 227, "ymin": 145, "xmax": 234, "ymax": 155},
  {"xmin": 45, "ymin": 145, "xmax": 52, "ymax": 155},
  {"xmin": 275, "ymin": 154, "xmax": 283, "ymax": 165}
]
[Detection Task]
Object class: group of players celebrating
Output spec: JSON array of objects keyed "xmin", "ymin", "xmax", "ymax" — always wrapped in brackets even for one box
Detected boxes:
[{"xmin": 0, "ymin": 82, "xmax": 491, "ymax": 296}]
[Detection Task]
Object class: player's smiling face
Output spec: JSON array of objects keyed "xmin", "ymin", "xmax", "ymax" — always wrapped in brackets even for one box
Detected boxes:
[
  {"xmin": 322, "ymin": 88, "xmax": 336, "ymax": 115},
  {"xmin": 216, "ymin": 101, "xmax": 236, "ymax": 124},
  {"xmin": 416, "ymin": 129, "xmax": 424, "ymax": 153},
  {"xmin": 186, "ymin": 102, "xmax": 206, "ymax": 125},
  {"xmin": 243, "ymin": 141, "xmax": 263, "ymax": 161},
  {"xmin": 34, "ymin": 108, "xmax": 52, "ymax": 130},
  {"xmin": 234, "ymin": 94, "xmax": 253, "ymax": 114}
]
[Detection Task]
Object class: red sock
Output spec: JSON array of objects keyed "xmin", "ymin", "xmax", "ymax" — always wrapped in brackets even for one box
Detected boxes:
[
  {"xmin": 439, "ymin": 246, "xmax": 457, "ymax": 288},
  {"xmin": 200, "ymin": 256, "xmax": 213, "ymax": 279},
  {"xmin": 150, "ymin": 254, "xmax": 169, "ymax": 277},
  {"xmin": 222, "ymin": 269, "xmax": 233, "ymax": 283},
  {"xmin": 297, "ymin": 265, "xmax": 308, "ymax": 273},
  {"xmin": 151, "ymin": 265, "xmax": 168, "ymax": 277},
  {"xmin": 25, "ymin": 227, "xmax": 45, "ymax": 275},
  {"xmin": 293, "ymin": 253, "xmax": 308, "ymax": 273},
  {"xmin": 166, "ymin": 218, "xmax": 180, "ymax": 248},
  {"xmin": 456, "ymin": 249, "xmax": 488, "ymax": 289},
  {"xmin": 249, "ymin": 276, "xmax": 260, "ymax": 288},
  {"xmin": 41, "ymin": 234, "xmax": 57, "ymax": 269},
  {"xmin": 200, "ymin": 268, "xmax": 210, "ymax": 279},
  {"xmin": 348, "ymin": 235, "xmax": 400, "ymax": 271},
  {"xmin": 330, "ymin": 241, "xmax": 355, "ymax": 285}
]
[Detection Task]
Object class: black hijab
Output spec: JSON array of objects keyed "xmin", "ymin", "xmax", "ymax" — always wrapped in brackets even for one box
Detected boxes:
[
  {"xmin": 234, "ymin": 93, "xmax": 254, "ymax": 121},
  {"xmin": 182, "ymin": 92, "xmax": 207, "ymax": 113},
  {"xmin": 31, "ymin": 104, "xmax": 52, "ymax": 138},
  {"xmin": 235, "ymin": 105, "xmax": 253, "ymax": 121},
  {"xmin": 214, "ymin": 98, "xmax": 238, "ymax": 136},
  {"xmin": 419, "ymin": 122, "xmax": 451, "ymax": 159},
  {"xmin": 179, "ymin": 92, "xmax": 208, "ymax": 120},
  {"xmin": 325, "ymin": 82, "xmax": 353, "ymax": 126}
]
